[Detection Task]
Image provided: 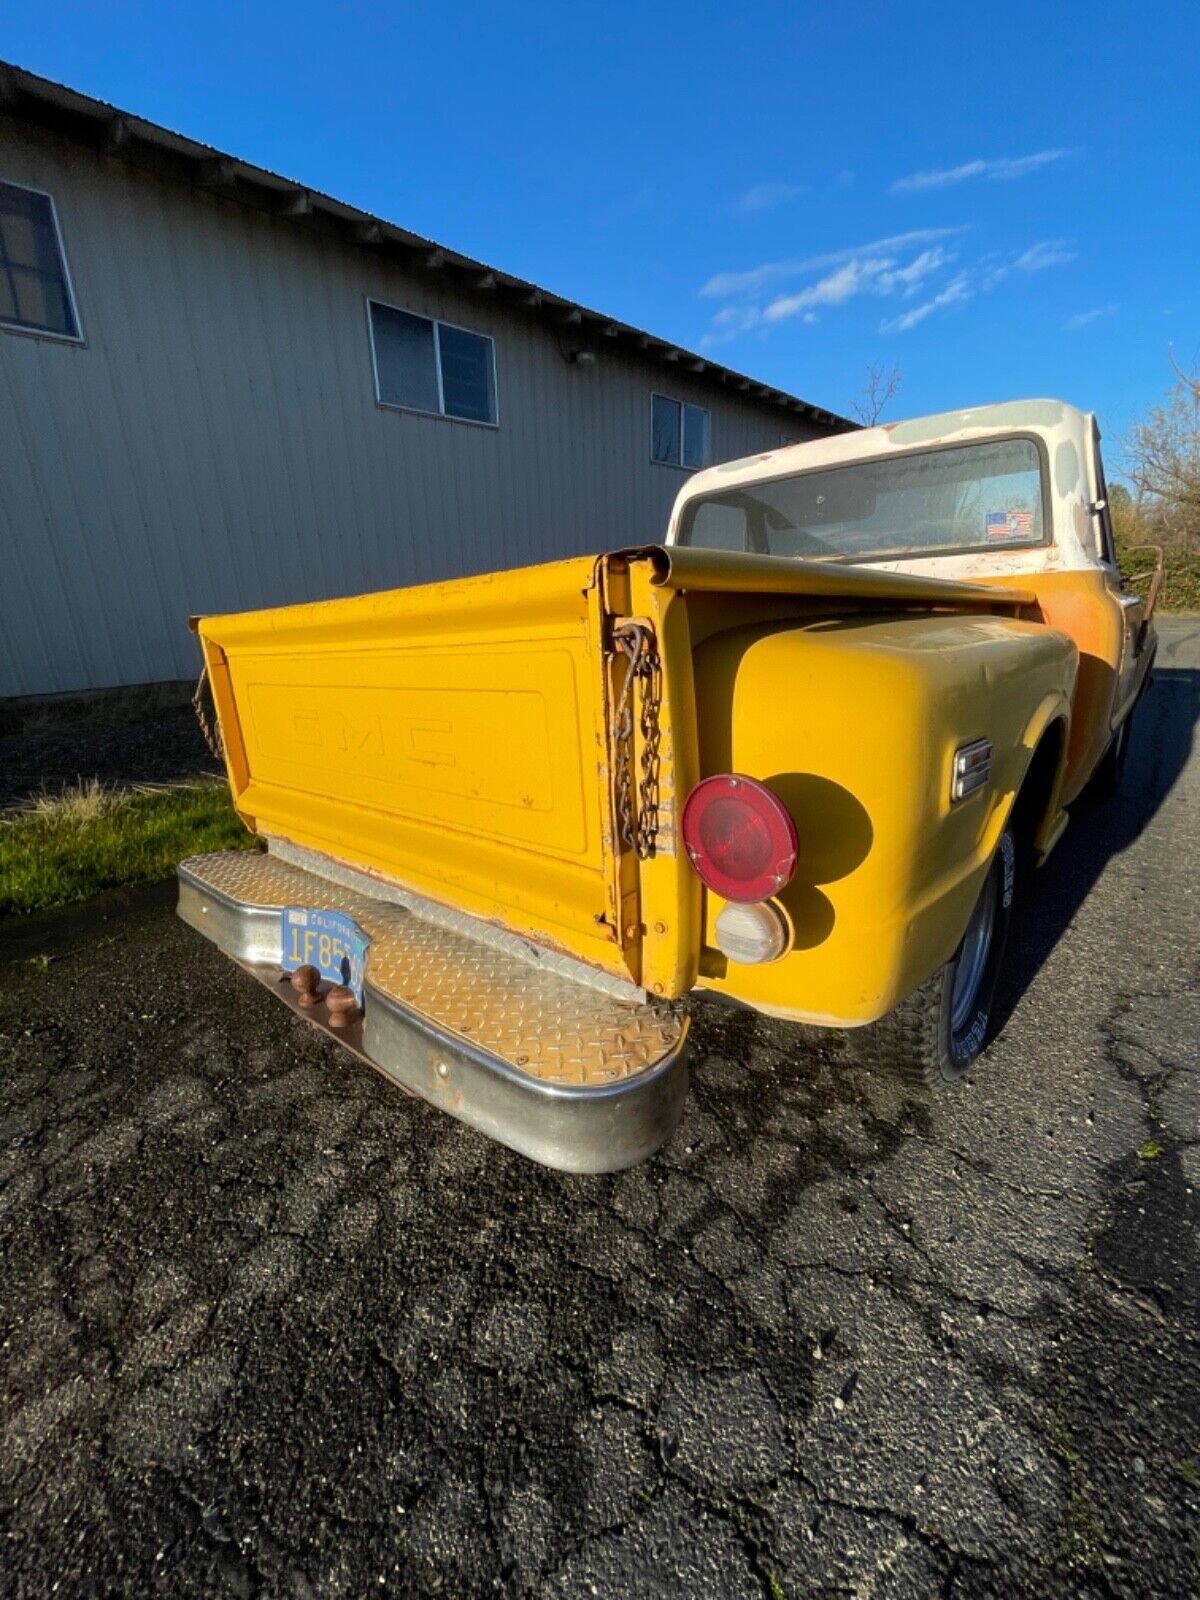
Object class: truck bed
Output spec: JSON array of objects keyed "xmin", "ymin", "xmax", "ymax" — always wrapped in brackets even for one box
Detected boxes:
[{"xmin": 193, "ymin": 545, "xmax": 1036, "ymax": 995}]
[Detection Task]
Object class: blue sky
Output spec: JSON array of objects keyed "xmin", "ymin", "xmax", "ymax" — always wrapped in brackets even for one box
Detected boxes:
[{"xmin": 6, "ymin": 1, "xmax": 1198, "ymax": 444}]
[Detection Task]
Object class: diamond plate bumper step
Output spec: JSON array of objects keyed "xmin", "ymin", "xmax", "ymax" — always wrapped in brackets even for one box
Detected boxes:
[{"xmin": 176, "ymin": 850, "xmax": 688, "ymax": 1171}]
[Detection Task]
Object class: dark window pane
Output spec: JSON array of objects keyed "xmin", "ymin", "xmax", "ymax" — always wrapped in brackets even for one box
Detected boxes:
[
  {"xmin": 370, "ymin": 302, "xmax": 439, "ymax": 413},
  {"xmin": 682, "ymin": 404, "xmax": 711, "ymax": 469},
  {"xmin": 11, "ymin": 267, "xmax": 71, "ymax": 335},
  {"xmin": 0, "ymin": 209, "xmax": 40, "ymax": 268},
  {"xmin": 0, "ymin": 181, "xmax": 78, "ymax": 337},
  {"xmin": 652, "ymin": 394, "xmax": 681, "ymax": 464},
  {"xmin": 438, "ymin": 323, "xmax": 495, "ymax": 423}
]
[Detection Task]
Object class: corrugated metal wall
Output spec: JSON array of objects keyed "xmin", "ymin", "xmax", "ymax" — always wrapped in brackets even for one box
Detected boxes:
[{"xmin": 0, "ymin": 117, "xmax": 828, "ymax": 697}]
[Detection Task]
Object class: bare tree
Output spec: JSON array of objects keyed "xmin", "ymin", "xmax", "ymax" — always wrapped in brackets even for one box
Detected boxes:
[
  {"xmin": 1123, "ymin": 350, "xmax": 1200, "ymax": 551},
  {"xmin": 851, "ymin": 363, "xmax": 903, "ymax": 426}
]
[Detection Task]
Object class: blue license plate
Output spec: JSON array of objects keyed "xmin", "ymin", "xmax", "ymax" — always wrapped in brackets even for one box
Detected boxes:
[{"xmin": 280, "ymin": 907, "xmax": 370, "ymax": 1004}]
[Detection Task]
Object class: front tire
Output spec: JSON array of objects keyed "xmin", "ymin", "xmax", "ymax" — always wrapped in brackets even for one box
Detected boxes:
[{"xmin": 852, "ymin": 830, "xmax": 1016, "ymax": 1089}]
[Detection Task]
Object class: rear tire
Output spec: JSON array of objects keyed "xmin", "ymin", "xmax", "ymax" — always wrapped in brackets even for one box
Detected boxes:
[
  {"xmin": 1093, "ymin": 705, "xmax": 1135, "ymax": 798},
  {"xmin": 852, "ymin": 830, "xmax": 1016, "ymax": 1089}
]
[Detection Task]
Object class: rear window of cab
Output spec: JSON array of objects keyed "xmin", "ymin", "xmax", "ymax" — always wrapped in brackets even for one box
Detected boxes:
[{"xmin": 677, "ymin": 436, "xmax": 1049, "ymax": 562}]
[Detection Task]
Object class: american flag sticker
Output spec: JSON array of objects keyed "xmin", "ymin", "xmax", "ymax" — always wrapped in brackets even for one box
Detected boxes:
[{"xmin": 985, "ymin": 509, "xmax": 1033, "ymax": 541}]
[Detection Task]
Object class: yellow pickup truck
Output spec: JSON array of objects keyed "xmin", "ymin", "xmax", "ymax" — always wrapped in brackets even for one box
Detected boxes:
[{"xmin": 179, "ymin": 399, "xmax": 1159, "ymax": 1171}]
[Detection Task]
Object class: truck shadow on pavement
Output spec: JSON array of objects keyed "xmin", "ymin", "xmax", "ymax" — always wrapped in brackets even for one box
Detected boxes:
[{"xmin": 994, "ymin": 662, "xmax": 1200, "ymax": 1031}]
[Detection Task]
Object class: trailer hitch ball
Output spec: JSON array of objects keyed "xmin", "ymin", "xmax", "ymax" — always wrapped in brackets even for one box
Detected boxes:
[
  {"xmin": 290, "ymin": 964, "xmax": 323, "ymax": 1007},
  {"xmin": 325, "ymin": 985, "xmax": 359, "ymax": 1029}
]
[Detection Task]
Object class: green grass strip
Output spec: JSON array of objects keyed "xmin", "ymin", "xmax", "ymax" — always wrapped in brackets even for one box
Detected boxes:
[{"xmin": 0, "ymin": 781, "xmax": 257, "ymax": 919}]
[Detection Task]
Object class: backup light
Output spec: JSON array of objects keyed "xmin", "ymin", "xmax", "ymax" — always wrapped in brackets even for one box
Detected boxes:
[
  {"xmin": 681, "ymin": 774, "xmax": 798, "ymax": 903},
  {"xmin": 714, "ymin": 900, "xmax": 789, "ymax": 965}
]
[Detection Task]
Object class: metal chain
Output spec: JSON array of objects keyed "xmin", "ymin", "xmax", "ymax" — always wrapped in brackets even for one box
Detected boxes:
[
  {"xmin": 612, "ymin": 621, "xmax": 662, "ymax": 860},
  {"xmin": 635, "ymin": 635, "xmax": 663, "ymax": 859},
  {"xmin": 192, "ymin": 663, "xmax": 225, "ymax": 762}
]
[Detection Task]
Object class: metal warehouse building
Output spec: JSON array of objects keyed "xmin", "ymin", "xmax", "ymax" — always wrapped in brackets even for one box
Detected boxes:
[{"xmin": 0, "ymin": 62, "xmax": 848, "ymax": 703}]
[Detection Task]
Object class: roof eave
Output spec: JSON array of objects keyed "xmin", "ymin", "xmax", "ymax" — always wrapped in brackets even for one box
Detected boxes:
[{"xmin": 0, "ymin": 59, "xmax": 854, "ymax": 433}]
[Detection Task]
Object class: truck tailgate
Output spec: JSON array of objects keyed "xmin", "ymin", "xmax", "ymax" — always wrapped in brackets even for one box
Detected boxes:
[{"xmin": 196, "ymin": 555, "xmax": 636, "ymax": 982}]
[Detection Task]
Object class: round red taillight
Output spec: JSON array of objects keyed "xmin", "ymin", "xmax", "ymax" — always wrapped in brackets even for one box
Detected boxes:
[{"xmin": 681, "ymin": 775, "xmax": 797, "ymax": 904}]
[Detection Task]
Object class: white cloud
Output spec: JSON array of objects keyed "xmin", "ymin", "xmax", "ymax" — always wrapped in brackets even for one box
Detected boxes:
[
  {"xmin": 732, "ymin": 180, "xmax": 808, "ymax": 214},
  {"xmin": 1065, "ymin": 304, "xmax": 1117, "ymax": 330},
  {"xmin": 704, "ymin": 303, "xmax": 765, "ymax": 338},
  {"xmin": 883, "ymin": 273, "xmax": 973, "ymax": 332},
  {"xmin": 978, "ymin": 239, "xmax": 1076, "ymax": 292},
  {"xmin": 699, "ymin": 226, "xmax": 968, "ymax": 299},
  {"xmin": 699, "ymin": 246, "xmax": 949, "ymax": 340},
  {"xmin": 890, "ymin": 148, "xmax": 1071, "ymax": 194},
  {"xmin": 879, "ymin": 237, "xmax": 1077, "ymax": 334},
  {"xmin": 876, "ymin": 247, "xmax": 949, "ymax": 294},
  {"xmin": 1014, "ymin": 239, "xmax": 1076, "ymax": 272},
  {"xmin": 763, "ymin": 258, "xmax": 891, "ymax": 323},
  {"xmin": 700, "ymin": 228, "xmax": 1077, "ymax": 345}
]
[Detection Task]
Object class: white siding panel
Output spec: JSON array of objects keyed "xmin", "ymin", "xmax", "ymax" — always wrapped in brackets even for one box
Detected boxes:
[{"xmin": 0, "ymin": 117, "xmax": 831, "ymax": 697}]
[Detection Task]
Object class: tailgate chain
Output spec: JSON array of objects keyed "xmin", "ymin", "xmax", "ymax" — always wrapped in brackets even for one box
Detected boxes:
[
  {"xmin": 613, "ymin": 621, "xmax": 662, "ymax": 860},
  {"xmin": 192, "ymin": 664, "xmax": 225, "ymax": 762}
]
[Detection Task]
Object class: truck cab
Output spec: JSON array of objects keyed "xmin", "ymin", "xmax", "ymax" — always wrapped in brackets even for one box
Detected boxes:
[{"xmin": 667, "ymin": 398, "xmax": 1157, "ymax": 805}]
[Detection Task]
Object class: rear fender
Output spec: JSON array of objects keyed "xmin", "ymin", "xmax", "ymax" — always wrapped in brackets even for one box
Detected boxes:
[
  {"xmin": 687, "ymin": 610, "xmax": 1077, "ymax": 1026},
  {"xmin": 1008, "ymin": 695, "xmax": 1072, "ymax": 863},
  {"xmin": 894, "ymin": 688, "xmax": 1073, "ymax": 969}
]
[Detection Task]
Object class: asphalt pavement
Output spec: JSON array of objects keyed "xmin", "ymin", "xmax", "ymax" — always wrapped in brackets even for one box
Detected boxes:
[{"xmin": 1, "ymin": 620, "xmax": 1197, "ymax": 1599}]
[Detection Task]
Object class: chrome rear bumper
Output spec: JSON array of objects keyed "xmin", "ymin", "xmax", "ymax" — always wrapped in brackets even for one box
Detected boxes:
[{"xmin": 176, "ymin": 850, "xmax": 688, "ymax": 1172}]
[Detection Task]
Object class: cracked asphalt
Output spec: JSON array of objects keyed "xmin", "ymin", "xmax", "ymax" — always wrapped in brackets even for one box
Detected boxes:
[{"xmin": 1, "ymin": 619, "xmax": 1197, "ymax": 1599}]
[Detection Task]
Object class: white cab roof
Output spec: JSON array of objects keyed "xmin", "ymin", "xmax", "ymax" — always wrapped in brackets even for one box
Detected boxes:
[{"xmin": 667, "ymin": 399, "xmax": 1106, "ymax": 580}]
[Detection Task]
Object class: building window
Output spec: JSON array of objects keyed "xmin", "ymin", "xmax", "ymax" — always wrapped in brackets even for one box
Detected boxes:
[
  {"xmin": 368, "ymin": 300, "xmax": 497, "ymax": 425},
  {"xmin": 0, "ymin": 179, "xmax": 82, "ymax": 340},
  {"xmin": 651, "ymin": 393, "xmax": 710, "ymax": 469}
]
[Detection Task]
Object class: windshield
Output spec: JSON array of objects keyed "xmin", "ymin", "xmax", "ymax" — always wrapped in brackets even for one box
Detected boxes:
[{"xmin": 677, "ymin": 436, "xmax": 1047, "ymax": 562}]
